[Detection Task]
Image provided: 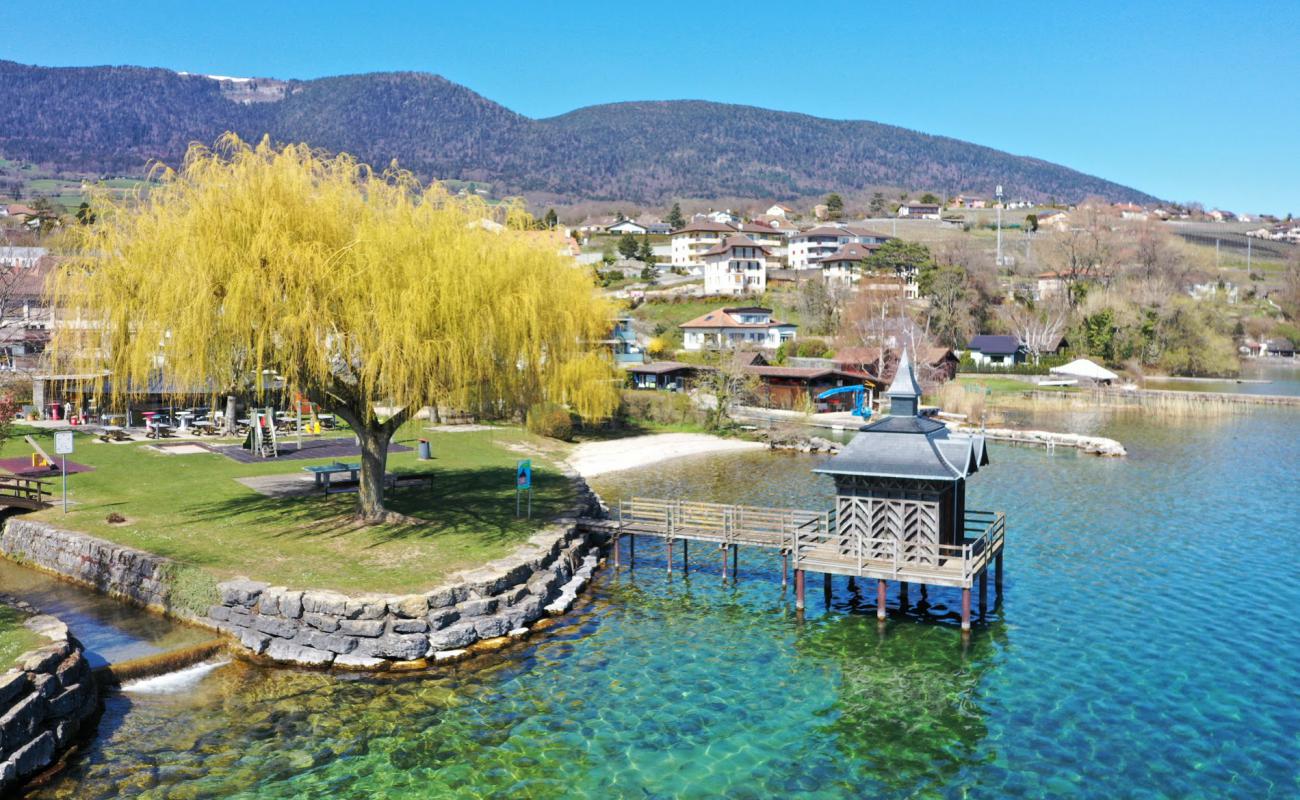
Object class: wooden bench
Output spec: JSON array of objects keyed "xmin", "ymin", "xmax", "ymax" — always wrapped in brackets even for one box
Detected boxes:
[{"xmin": 384, "ymin": 472, "xmax": 435, "ymax": 492}]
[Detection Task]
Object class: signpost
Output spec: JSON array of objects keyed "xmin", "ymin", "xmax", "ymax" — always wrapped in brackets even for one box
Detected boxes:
[
  {"xmin": 516, "ymin": 459, "xmax": 532, "ymax": 519},
  {"xmin": 54, "ymin": 431, "xmax": 73, "ymax": 513}
]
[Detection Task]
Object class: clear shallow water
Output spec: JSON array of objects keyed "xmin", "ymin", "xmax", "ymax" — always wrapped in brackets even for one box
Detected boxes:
[
  {"xmin": 0, "ymin": 557, "xmax": 213, "ymax": 668},
  {"xmin": 25, "ymin": 410, "xmax": 1300, "ymax": 799}
]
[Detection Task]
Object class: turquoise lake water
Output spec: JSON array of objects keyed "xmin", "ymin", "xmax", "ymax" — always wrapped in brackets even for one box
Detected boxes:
[{"xmin": 21, "ymin": 409, "xmax": 1300, "ymax": 799}]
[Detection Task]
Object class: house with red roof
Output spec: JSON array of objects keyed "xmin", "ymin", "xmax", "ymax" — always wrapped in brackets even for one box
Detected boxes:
[{"xmin": 679, "ymin": 306, "xmax": 797, "ymax": 351}]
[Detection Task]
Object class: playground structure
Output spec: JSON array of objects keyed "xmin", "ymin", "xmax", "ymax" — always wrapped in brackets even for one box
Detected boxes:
[{"xmin": 816, "ymin": 385, "xmax": 873, "ymax": 418}]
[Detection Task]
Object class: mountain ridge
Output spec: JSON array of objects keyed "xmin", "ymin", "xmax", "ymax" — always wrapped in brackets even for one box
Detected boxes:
[{"xmin": 0, "ymin": 59, "xmax": 1158, "ymax": 205}]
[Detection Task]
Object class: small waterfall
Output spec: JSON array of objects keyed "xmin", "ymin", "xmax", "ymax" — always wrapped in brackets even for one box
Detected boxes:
[{"xmin": 119, "ymin": 658, "xmax": 230, "ymax": 695}]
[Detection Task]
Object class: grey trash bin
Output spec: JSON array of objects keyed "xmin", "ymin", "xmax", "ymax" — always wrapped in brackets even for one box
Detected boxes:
[{"xmin": 418, "ymin": 439, "xmax": 431, "ymax": 460}]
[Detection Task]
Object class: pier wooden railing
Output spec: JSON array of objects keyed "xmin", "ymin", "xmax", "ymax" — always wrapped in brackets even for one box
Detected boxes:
[
  {"xmin": 618, "ymin": 498, "xmax": 828, "ymax": 551},
  {"xmin": 0, "ymin": 476, "xmax": 53, "ymax": 509},
  {"xmin": 619, "ymin": 497, "xmax": 1003, "ymax": 589}
]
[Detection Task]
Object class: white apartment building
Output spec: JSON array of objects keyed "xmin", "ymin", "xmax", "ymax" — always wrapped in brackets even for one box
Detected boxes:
[
  {"xmin": 787, "ymin": 224, "xmax": 893, "ymax": 269},
  {"xmin": 679, "ymin": 306, "xmax": 797, "ymax": 351},
  {"xmin": 735, "ymin": 222, "xmax": 788, "ymax": 257},
  {"xmin": 701, "ymin": 236, "xmax": 772, "ymax": 295},
  {"xmin": 670, "ymin": 221, "xmax": 736, "ymax": 268}
]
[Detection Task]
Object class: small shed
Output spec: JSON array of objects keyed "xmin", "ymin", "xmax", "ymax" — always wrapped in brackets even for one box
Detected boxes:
[
  {"xmin": 627, "ymin": 361, "xmax": 697, "ymax": 391},
  {"xmin": 814, "ymin": 351, "xmax": 988, "ymax": 566}
]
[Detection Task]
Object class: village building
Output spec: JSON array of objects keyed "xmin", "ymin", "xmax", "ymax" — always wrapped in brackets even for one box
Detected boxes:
[
  {"xmin": 669, "ymin": 220, "xmax": 735, "ymax": 268},
  {"xmin": 1035, "ymin": 271, "xmax": 1068, "ymax": 300},
  {"xmin": 679, "ymin": 306, "xmax": 796, "ymax": 351},
  {"xmin": 625, "ymin": 361, "xmax": 698, "ymax": 391},
  {"xmin": 734, "ymin": 221, "xmax": 788, "ymax": 254},
  {"xmin": 816, "ymin": 242, "xmax": 879, "ymax": 286},
  {"xmin": 604, "ymin": 317, "xmax": 646, "ymax": 365},
  {"xmin": 746, "ymin": 362, "xmax": 878, "ymax": 411},
  {"xmin": 788, "ymin": 226, "xmax": 849, "ymax": 269},
  {"xmin": 607, "ymin": 219, "xmax": 649, "ymax": 235},
  {"xmin": 964, "ymin": 334, "xmax": 1024, "ymax": 367},
  {"xmin": 897, "ymin": 202, "xmax": 941, "ymax": 220},
  {"xmin": 700, "ymin": 236, "xmax": 774, "ymax": 295},
  {"xmin": 765, "ymin": 203, "xmax": 793, "ymax": 218}
]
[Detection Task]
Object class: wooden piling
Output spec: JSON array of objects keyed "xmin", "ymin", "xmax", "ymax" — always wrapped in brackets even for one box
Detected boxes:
[
  {"xmin": 613, "ymin": 534, "xmax": 620, "ymax": 569},
  {"xmin": 682, "ymin": 539, "xmax": 689, "ymax": 575},
  {"xmin": 795, "ymin": 569, "xmax": 805, "ymax": 610},
  {"xmin": 876, "ymin": 579, "xmax": 887, "ymax": 620},
  {"xmin": 979, "ymin": 570, "xmax": 987, "ymax": 615},
  {"xmin": 899, "ymin": 581, "xmax": 909, "ymax": 609},
  {"xmin": 731, "ymin": 545, "xmax": 738, "ymax": 580},
  {"xmin": 629, "ymin": 533, "xmax": 635, "ymax": 568},
  {"xmin": 666, "ymin": 540, "xmax": 673, "ymax": 574},
  {"xmin": 995, "ymin": 552, "xmax": 1004, "ymax": 593},
  {"xmin": 721, "ymin": 544, "xmax": 728, "ymax": 581},
  {"xmin": 961, "ymin": 587, "xmax": 971, "ymax": 631},
  {"xmin": 781, "ymin": 551, "xmax": 788, "ymax": 588}
]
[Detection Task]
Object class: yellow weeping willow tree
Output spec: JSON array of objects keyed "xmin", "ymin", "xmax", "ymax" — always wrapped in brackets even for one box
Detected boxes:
[{"xmin": 49, "ymin": 134, "xmax": 618, "ymax": 520}]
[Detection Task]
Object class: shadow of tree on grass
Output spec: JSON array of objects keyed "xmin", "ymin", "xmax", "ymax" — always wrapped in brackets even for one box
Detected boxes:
[{"xmin": 183, "ymin": 465, "xmax": 576, "ymax": 551}]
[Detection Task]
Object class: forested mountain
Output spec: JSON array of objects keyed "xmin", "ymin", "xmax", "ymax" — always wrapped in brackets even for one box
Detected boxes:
[{"xmin": 0, "ymin": 60, "xmax": 1156, "ymax": 204}]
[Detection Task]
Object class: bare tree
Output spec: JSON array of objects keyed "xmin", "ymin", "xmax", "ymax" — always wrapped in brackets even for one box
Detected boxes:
[
  {"xmin": 1000, "ymin": 299, "xmax": 1070, "ymax": 364},
  {"xmin": 698, "ymin": 348, "xmax": 759, "ymax": 430}
]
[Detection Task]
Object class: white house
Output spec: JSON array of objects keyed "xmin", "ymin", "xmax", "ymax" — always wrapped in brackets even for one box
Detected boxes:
[
  {"xmin": 897, "ymin": 202, "xmax": 941, "ymax": 220},
  {"xmin": 765, "ymin": 203, "xmax": 793, "ymax": 218},
  {"xmin": 735, "ymin": 221, "xmax": 788, "ymax": 257},
  {"xmin": 679, "ymin": 306, "xmax": 797, "ymax": 351},
  {"xmin": 701, "ymin": 236, "xmax": 773, "ymax": 295},
  {"xmin": 607, "ymin": 219, "xmax": 649, "ymax": 235},
  {"xmin": 788, "ymin": 226, "xmax": 851, "ymax": 269},
  {"xmin": 817, "ymin": 242, "xmax": 879, "ymax": 287},
  {"xmin": 670, "ymin": 220, "xmax": 735, "ymax": 268},
  {"xmin": 787, "ymin": 224, "xmax": 892, "ymax": 269}
]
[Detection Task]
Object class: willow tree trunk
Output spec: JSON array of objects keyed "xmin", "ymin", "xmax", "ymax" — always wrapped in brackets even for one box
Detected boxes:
[
  {"xmin": 223, "ymin": 395, "xmax": 238, "ymax": 435},
  {"xmin": 356, "ymin": 423, "xmax": 394, "ymax": 522},
  {"xmin": 323, "ymin": 399, "xmax": 410, "ymax": 522}
]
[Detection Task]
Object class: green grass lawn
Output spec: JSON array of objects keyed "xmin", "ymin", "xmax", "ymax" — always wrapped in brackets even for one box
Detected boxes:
[
  {"xmin": 8, "ymin": 424, "xmax": 576, "ymax": 595},
  {"xmin": 0, "ymin": 605, "xmax": 42, "ymax": 666}
]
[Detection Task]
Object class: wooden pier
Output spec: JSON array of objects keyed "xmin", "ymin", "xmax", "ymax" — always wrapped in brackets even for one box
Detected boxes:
[{"xmin": 613, "ymin": 497, "xmax": 1004, "ymax": 631}]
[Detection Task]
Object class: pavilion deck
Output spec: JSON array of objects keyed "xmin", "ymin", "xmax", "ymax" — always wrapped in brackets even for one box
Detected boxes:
[{"xmin": 614, "ymin": 497, "xmax": 1005, "ymax": 628}]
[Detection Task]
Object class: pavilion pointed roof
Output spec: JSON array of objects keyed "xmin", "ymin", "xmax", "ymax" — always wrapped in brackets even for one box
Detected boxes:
[
  {"xmin": 886, "ymin": 349, "xmax": 923, "ymax": 401},
  {"xmin": 814, "ymin": 347, "xmax": 988, "ymax": 482}
]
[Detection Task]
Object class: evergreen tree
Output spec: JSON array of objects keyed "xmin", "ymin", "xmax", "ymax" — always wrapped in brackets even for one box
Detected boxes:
[
  {"xmin": 825, "ymin": 193, "xmax": 844, "ymax": 220},
  {"xmin": 617, "ymin": 232, "xmax": 640, "ymax": 260},
  {"xmin": 637, "ymin": 236, "xmax": 655, "ymax": 263},
  {"xmin": 667, "ymin": 202, "xmax": 685, "ymax": 230},
  {"xmin": 543, "ymin": 208, "xmax": 558, "ymax": 229}
]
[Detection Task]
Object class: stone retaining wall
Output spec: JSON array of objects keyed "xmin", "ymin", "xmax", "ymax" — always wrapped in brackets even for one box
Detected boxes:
[
  {"xmin": 0, "ymin": 471, "xmax": 612, "ymax": 670},
  {"xmin": 211, "ymin": 518, "xmax": 605, "ymax": 668},
  {"xmin": 0, "ymin": 613, "xmax": 99, "ymax": 794},
  {"xmin": 1, "ymin": 521, "xmax": 180, "ymax": 614}
]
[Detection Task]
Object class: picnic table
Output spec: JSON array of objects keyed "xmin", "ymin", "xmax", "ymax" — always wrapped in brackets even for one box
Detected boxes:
[
  {"xmin": 303, "ymin": 462, "xmax": 361, "ymax": 493},
  {"xmin": 98, "ymin": 425, "xmax": 132, "ymax": 443}
]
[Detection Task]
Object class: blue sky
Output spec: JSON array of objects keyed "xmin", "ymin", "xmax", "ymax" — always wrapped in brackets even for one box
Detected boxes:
[{"xmin": 4, "ymin": 1, "xmax": 1296, "ymax": 214}]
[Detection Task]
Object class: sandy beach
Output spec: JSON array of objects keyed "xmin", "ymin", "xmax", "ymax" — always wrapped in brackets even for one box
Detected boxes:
[{"xmin": 566, "ymin": 433, "xmax": 765, "ymax": 478}]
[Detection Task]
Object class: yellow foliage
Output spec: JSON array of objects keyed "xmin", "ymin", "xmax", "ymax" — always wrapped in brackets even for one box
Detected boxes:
[{"xmin": 49, "ymin": 135, "xmax": 618, "ymax": 422}]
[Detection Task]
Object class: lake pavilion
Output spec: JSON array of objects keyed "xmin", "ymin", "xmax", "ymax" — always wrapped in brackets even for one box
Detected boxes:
[{"xmin": 613, "ymin": 350, "xmax": 1006, "ymax": 632}]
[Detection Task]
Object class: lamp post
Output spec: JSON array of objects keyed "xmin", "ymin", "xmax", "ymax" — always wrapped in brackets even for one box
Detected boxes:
[{"xmin": 995, "ymin": 185, "xmax": 1004, "ymax": 267}]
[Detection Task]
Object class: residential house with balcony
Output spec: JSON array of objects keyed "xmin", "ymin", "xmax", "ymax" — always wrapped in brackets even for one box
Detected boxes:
[
  {"xmin": 788, "ymin": 225, "xmax": 893, "ymax": 269},
  {"xmin": 701, "ymin": 235, "xmax": 773, "ymax": 295},
  {"xmin": 605, "ymin": 317, "xmax": 647, "ymax": 365},
  {"xmin": 679, "ymin": 306, "xmax": 797, "ymax": 351},
  {"xmin": 670, "ymin": 221, "xmax": 736, "ymax": 268}
]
